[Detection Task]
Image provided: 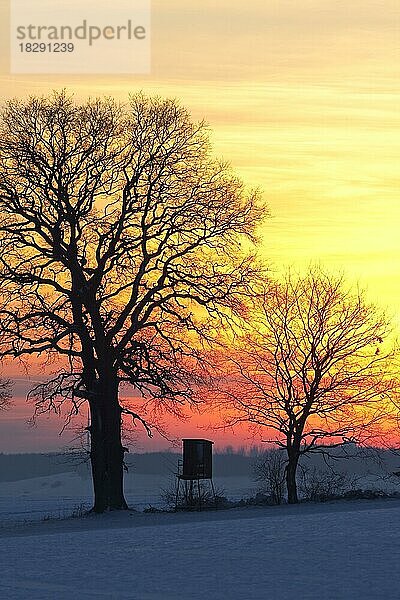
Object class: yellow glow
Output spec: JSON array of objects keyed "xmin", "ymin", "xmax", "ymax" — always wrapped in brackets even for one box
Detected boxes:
[{"xmin": 1, "ymin": 0, "xmax": 397, "ymax": 318}]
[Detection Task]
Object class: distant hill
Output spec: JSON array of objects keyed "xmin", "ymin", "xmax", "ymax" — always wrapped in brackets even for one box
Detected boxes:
[
  {"xmin": 1, "ymin": 447, "xmax": 400, "ymax": 482},
  {"xmin": 0, "ymin": 451, "xmax": 255, "ymax": 482},
  {"xmin": 0, "ymin": 453, "xmax": 78, "ymax": 482}
]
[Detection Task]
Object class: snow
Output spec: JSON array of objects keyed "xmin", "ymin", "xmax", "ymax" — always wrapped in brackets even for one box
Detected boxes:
[
  {"xmin": 1, "ymin": 499, "xmax": 400, "ymax": 599},
  {"xmin": 1, "ymin": 469, "xmax": 400, "ymax": 599},
  {"xmin": 0, "ymin": 472, "xmax": 256, "ymax": 525},
  {"xmin": 0, "ymin": 473, "xmax": 91, "ymax": 525}
]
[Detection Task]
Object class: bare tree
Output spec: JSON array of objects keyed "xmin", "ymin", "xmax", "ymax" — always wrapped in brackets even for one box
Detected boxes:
[
  {"xmin": 214, "ymin": 269, "xmax": 398, "ymax": 503},
  {"xmin": 0, "ymin": 374, "xmax": 12, "ymax": 410},
  {"xmin": 0, "ymin": 91, "xmax": 264, "ymax": 512},
  {"xmin": 253, "ymin": 449, "xmax": 286, "ymax": 505}
]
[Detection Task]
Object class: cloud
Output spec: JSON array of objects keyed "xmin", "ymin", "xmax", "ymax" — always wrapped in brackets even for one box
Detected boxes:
[{"xmin": 151, "ymin": 0, "xmax": 400, "ymax": 81}]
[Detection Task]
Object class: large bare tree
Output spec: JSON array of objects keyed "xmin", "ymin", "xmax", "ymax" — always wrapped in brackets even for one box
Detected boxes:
[
  {"xmin": 213, "ymin": 269, "xmax": 398, "ymax": 503},
  {"xmin": 0, "ymin": 91, "xmax": 264, "ymax": 512}
]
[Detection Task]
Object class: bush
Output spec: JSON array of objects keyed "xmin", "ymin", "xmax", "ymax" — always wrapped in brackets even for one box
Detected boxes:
[
  {"xmin": 299, "ymin": 467, "xmax": 353, "ymax": 502},
  {"xmin": 161, "ymin": 478, "xmax": 228, "ymax": 511},
  {"xmin": 341, "ymin": 488, "xmax": 393, "ymax": 500},
  {"xmin": 253, "ymin": 450, "xmax": 287, "ymax": 505}
]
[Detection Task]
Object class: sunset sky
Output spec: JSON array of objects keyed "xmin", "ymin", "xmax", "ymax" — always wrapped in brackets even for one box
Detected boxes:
[{"xmin": 0, "ymin": 0, "xmax": 399, "ymax": 452}]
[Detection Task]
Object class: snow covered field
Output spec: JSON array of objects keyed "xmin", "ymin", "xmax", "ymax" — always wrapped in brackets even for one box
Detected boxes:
[
  {"xmin": 2, "ymin": 469, "xmax": 400, "ymax": 599},
  {"xmin": 0, "ymin": 472, "xmax": 256, "ymax": 525},
  {"xmin": 1, "ymin": 498, "xmax": 400, "ymax": 599}
]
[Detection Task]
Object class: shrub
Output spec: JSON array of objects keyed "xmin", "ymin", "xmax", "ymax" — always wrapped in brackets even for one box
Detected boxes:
[
  {"xmin": 161, "ymin": 478, "xmax": 228, "ymax": 511},
  {"xmin": 253, "ymin": 450, "xmax": 287, "ymax": 505},
  {"xmin": 299, "ymin": 467, "xmax": 352, "ymax": 502}
]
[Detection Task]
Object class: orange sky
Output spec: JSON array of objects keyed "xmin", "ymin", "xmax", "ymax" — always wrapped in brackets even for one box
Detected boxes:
[{"xmin": 0, "ymin": 0, "xmax": 399, "ymax": 451}]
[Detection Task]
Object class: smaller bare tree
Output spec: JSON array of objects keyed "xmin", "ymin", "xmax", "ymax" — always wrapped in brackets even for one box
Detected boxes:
[
  {"xmin": 0, "ymin": 372, "xmax": 12, "ymax": 410},
  {"xmin": 253, "ymin": 449, "xmax": 286, "ymax": 505},
  {"xmin": 214, "ymin": 268, "xmax": 399, "ymax": 503}
]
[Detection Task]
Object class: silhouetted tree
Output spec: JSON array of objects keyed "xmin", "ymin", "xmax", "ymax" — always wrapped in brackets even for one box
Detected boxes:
[
  {"xmin": 0, "ymin": 91, "xmax": 264, "ymax": 512},
  {"xmin": 214, "ymin": 269, "xmax": 398, "ymax": 503},
  {"xmin": 253, "ymin": 449, "xmax": 286, "ymax": 505},
  {"xmin": 0, "ymin": 374, "xmax": 11, "ymax": 410}
]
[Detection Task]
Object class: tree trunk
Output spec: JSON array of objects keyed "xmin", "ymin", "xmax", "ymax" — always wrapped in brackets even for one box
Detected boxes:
[
  {"xmin": 286, "ymin": 452, "xmax": 299, "ymax": 504},
  {"xmin": 89, "ymin": 377, "xmax": 128, "ymax": 513}
]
